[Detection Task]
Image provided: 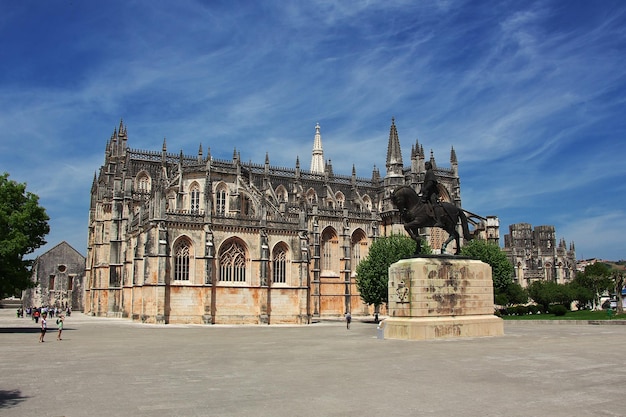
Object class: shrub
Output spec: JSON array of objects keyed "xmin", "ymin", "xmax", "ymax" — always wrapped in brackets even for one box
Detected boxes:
[
  {"xmin": 527, "ymin": 305, "xmax": 540, "ymax": 315},
  {"xmin": 549, "ymin": 305, "xmax": 568, "ymax": 316},
  {"xmin": 514, "ymin": 305, "xmax": 529, "ymax": 316}
]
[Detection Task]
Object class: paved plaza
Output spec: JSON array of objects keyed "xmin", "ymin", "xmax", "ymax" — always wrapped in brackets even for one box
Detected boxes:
[{"xmin": 0, "ymin": 308, "xmax": 624, "ymax": 417}]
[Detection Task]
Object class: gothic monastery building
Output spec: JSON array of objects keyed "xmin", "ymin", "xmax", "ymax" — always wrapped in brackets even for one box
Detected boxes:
[
  {"xmin": 85, "ymin": 118, "xmax": 485, "ymax": 324},
  {"xmin": 503, "ymin": 223, "xmax": 576, "ymax": 287}
]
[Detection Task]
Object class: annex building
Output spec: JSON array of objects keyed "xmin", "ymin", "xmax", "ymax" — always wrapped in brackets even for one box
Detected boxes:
[
  {"xmin": 85, "ymin": 118, "xmax": 485, "ymax": 324},
  {"xmin": 22, "ymin": 241, "xmax": 86, "ymax": 311}
]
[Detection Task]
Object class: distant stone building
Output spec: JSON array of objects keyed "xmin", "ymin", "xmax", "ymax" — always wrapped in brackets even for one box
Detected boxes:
[
  {"xmin": 465, "ymin": 213, "xmax": 500, "ymax": 246},
  {"xmin": 503, "ymin": 223, "xmax": 576, "ymax": 287},
  {"xmin": 22, "ymin": 241, "xmax": 86, "ymax": 311},
  {"xmin": 85, "ymin": 118, "xmax": 485, "ymax": 324}
]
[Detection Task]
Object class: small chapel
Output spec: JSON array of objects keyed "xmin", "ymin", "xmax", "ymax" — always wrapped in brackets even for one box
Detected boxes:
[{"xmin": 85, "ymin": 118, "xmax": 489, "ymax": 324}]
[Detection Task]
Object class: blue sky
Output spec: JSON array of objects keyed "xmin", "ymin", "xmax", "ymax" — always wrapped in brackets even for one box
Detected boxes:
[{"xmin": 1, "ymin": 0, "xmax": 625, "ymax": 261}]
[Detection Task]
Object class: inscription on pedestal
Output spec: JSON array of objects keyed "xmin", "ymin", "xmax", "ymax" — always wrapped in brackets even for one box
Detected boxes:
[{"xmin": 434, "ymin": 324, "xmax": 461, "ymax": 337}]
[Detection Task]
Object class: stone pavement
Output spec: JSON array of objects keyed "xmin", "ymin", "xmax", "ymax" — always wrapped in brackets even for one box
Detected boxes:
[{"xmin": 0, "ymin": 309, "xmax": 624, "ymax": 417}]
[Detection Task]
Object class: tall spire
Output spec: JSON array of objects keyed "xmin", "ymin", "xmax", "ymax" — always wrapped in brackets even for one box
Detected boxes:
[
  {"xmin": 310, "ymin": 122, "xmax": 325, "ymax": 174},
  {"xmin": 385, "ymin": 117, "xmax": 403, "ymax": 176},
  {"xmin": 429, "ymin": 149, "xmax": 436, "ymax": 168}
]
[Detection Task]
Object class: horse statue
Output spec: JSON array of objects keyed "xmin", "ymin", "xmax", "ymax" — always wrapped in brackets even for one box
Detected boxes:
[{"xmin": 390, "ymin": 185, "xmax": 471, "ymax": 255}]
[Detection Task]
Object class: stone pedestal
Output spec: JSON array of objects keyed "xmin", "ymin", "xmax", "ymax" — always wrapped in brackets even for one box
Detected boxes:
[{"xmin": 383, "ymin": 256, "xmax": 503, "ymax": 340}]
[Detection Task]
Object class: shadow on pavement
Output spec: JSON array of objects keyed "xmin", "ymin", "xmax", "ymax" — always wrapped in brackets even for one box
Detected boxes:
[
  {"xmin": 0, "ymin": 327, "xmax": 74, "ymax": 334},
  {"xmin": 0, "ymin": 389, "xmax": 29, "ymax": 408}
]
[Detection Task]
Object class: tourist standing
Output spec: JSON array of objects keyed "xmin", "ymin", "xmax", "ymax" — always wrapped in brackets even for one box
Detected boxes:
[
  {"xmin": 56, "ymin": 315, "xmax": 64, "ymax": 340},
  {"xmin": 39, "ymin": 312, "xmax": 47, "ymax": 343},
  {"xmin": 345, "ymin": 312, "xmax": 352, "ymax": 330}
]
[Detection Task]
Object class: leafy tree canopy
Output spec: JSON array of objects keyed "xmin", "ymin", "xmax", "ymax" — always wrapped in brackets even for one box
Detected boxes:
[
  {"xmin": 0, "ymin": 173, "xmax": 50, "ymax": 298},
  {"xmin": 460, "ymin": 239, "xmax": 514, "ymax": 293},
  {"xmin": 573, "ymin": 262, "xmax": 613, "ymax": 309},
  {"xmin": 501, "ymin": 282, "xmax": 528, "ymax": 306},
  {"xmin": 355, "ymin": 234, "xmax": 423, "ymax": 307},
  {"xmin": 527, "ymin": 280, "xmax": 573, "ymax": 310}
]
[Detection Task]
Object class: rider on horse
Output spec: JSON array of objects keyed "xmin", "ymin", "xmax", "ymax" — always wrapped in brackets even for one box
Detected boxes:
[{"xmin": 420, "ymin": 161, "xmax": 444, "ymax": 228}]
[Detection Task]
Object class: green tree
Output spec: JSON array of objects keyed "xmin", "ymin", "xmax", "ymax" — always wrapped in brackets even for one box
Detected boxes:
[
  {"xmin": 502, "ymin": 282, "xmax": 528, "ymax": 306},
  {"xmin": 573, "ymin": 262, "xmax": 613, "ymax": 309},
  {"xmin": 0, "ymin": 173, "xmax": 50, "ymax": 298},
  {"xmin": 567, "ymin": 281, "xmax": 595, "ymax": 310},
  {"xmin": 527, "ymin": 280, "xmax": 573, "ymax": 311},
  {"xmin": 460, "ymin": 239, "xmax": 514, "ymax": 299},
  {"xmin": 355, "ymin": 234, "xmax": 422, "ymax": 316}
]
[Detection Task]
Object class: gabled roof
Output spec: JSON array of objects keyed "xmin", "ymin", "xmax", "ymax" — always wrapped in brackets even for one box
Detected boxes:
[{"xmin": 36, "ymin": 241, "xmax": 85, "ymax": 262}]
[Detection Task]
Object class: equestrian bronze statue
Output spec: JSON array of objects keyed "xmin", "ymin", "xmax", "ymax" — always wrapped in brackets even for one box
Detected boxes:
[{"xmin": 390, "ymin": 185, "xmax": 471, "ymax": 255}]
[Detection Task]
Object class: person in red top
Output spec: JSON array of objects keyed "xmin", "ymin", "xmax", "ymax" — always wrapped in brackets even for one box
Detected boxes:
[{"xmin": 39, "ymin": 312, "xmax": 47, "ymax": 343}]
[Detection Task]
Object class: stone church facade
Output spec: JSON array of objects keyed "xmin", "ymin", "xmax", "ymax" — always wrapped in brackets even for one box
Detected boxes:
[
  {"xmin": 85, "ymin": 118, "xmax": 478, "ymax": 324},
  {"xmin": 503, "ymin": 223, "xmax": 576, "ymax": 287},
  {"xmin": 22, "ymin": 241, "xmax": 86, "ymax": 311}
]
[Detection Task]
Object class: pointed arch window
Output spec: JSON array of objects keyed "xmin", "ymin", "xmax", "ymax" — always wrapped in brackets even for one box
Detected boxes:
[
  {"xmin": 351, "ymin": 230, "xmax": 368, "ymax": 274},
  {"xmin": 216, "ymin": 186, "xmax": 227, "ymax": 215},
  {"xmin": 321, "ymin": 228, "xmax": 339, "ymax": 273},
  {"xmin": 272, "ymin": 245, "xmax": 288, "ymax": 284},
  {"xmin": 306, "ymin": 189, "xmax": 317, "ymax": 206},
  {"xmin": 190, "ymin": 183, "xmax": 200, "ymax": 213},
  {"xmin": 219, "ymin": 241, "xmax": 247, "ymax": 282},
  {"xmin": 137, "ymin": 172, "xmax": 151, "ymax": 194},
  {"xmin": 363, "ymin": 196, "xmax": 372, "ymax": 212},
  {"xmin": 174, "ymin": 240, "xmax": 191, "ymax": 281},
  {"xmin": 335, "ymin": 192, "xmax": 345, "ymax": 208},
  {"xmin": 275, "ymin": 185, "xmax": 288, "ymax": 203}
]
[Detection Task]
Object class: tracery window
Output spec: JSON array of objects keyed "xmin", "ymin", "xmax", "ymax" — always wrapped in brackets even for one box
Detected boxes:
[
  {"xmin": 174, "ymin": 239, "xmax": 191, "ymax": 281},
  {"xmin": 306, "ymin": 189, "xmax": 317, "ymax": 206},
  {"xmin": 275, "ymin": 185, "xmax": 288, "ymax": 203},
  {"xmin": 216, "ymin": 186, "xmax": 227, "ymax": 215},
  {"xmin": 335, "ymin": 192, "xmax": 345, "ymax": 208},
  {"xmin": 219, "ymin": 241, "xmax": 247, "ymax": 282},
  {"xmin": 190, "ymin": 183, "xmax": 200, "ymax": 213},
  {"xmin": 321, "ymin": 228, "xmax": 339, "ymax": 273},
  {"xmin": 136, "ymin": 172, "xmax": 151, "ymax": 193},
  {"xmin": 351, "ymin": 230, "xmax": 368, "ymax": 271},
  {"xmin": 362, "ymin": 195, "xmax": 372, "ymax": 211},
  {"xmin": 272, "ymin": 245, "xmax": 287, "ymax": 284}
]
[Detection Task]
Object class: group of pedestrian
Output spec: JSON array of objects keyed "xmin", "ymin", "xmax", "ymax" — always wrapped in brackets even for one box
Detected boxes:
[
  {"xmin": 24, "ymin": 305, "xmax": 71, "ymax": 322},
  {"xmin": 39, "ymin": 312, "xmax": 64, "ymax": 342}
]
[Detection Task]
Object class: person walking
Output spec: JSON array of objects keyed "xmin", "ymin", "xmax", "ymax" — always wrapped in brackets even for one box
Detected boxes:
[
  {"xmin": 56, "ymin": 315, "xmax": 64, "ymax": 340},
  {"xmin": 345, "ymin": 312, "xmax": 352, "ymax": 330},
  {"xmin": 39, "ymin": 312, "xmax": 48, "ymax": 343}
]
